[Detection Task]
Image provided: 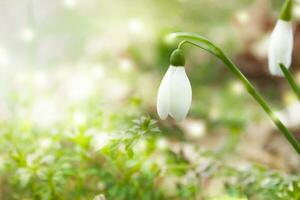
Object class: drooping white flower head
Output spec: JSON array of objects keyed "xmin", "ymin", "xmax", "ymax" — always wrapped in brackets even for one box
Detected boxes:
[
  {"xmin": 268, "ymin": 0, "xmax": 293, "ymax": 76},
  {"xmin": 157, "ymin": 49, "xmax": 192, "ymax": 121},
  {"xmin": 268, "ymin": 20, "xmax": 293, "ymax": 76}
]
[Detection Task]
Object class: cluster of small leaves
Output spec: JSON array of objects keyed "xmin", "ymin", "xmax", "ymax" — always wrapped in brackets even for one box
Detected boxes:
[
  {"xmin": 1, "ymin": 114, "xmax": 300, "ymax": 200},
  {"xmin": 217, "ymin": 165, "xmax": 300, "ymax": 200},
  {"xmin": 0, "ymin": 115, "xmax": 166, "ymax": 200}
]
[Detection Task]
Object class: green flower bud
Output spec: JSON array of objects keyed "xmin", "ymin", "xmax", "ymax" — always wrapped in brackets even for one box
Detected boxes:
[
  {"xmin": 280, "ymin": 0, "xmax": 292, "ymax": 21},
  {"xmin": 170, "ymin": 49, "xmax": 185, "ymax": 66}
]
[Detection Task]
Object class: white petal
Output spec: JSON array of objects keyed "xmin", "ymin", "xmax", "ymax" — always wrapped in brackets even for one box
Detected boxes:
[
  {"xmin": 268, "ymin": 20, "xmax": 293, "ymax": 77},
  {"xmin": 157, "ymin": 66, "xmax": 176, "ymax": 120},
  {"xmin": 169, "ymin": 67, "xmax": 192, "ymax": 121}
]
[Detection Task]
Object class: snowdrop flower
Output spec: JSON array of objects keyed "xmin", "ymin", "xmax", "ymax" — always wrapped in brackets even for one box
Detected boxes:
[
  {"xmin": 157, "ymin": 49, "xmax": 192, "ymax": 121},
  {"xmin": 268, "ymin": 0, "xmax": 293, "ymax": 76}
]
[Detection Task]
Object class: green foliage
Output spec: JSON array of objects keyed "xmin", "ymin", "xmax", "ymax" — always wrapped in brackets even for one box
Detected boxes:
[{"xmin": 1, "ymin": 110, "xmax": 300, "ymax": 199}]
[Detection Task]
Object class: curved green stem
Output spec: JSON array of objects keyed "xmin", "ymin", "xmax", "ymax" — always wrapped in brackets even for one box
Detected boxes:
[
  {"xmin": 171, "ymin": 32, "xmax": 300, "ymax": 155},
  {"xmin": 279, "ymin": 63, "xmax": 300, "ymax": 101}
]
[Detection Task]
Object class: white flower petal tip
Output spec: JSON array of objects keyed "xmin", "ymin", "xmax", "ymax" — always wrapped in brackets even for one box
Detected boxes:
[
  {"xmin": 268, "ymin": 20, "xmax": 293, "ymax": 77},
  {"xmin": 157, "ymin": 66, "xmax": 192, "ymax": 121},
  {"xmin": 157, "ymin": 66, "xmax": 176, "ymax": 120},
  {"xmin": 169, "ymin": 67, "xmax": 192, "ymax": 122}
]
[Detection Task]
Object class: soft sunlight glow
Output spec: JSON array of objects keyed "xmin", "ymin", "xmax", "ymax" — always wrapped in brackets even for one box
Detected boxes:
[
  {"xmin": 236, "ymin": 11, "xmax": 250, "ymax": 24},
  {"xmin": 91, "ymin": 64, "xmax": 105, "ymax": 79},
  {"xmin": 33, "ymin": 70, "xmax": 50, "ymax": 91},
  {"xmin": 105, "ymin": 81, "xmax": 130, "ymax": 102},
  {"xmin": 91, "ymin": 132, "xmax": 113, "ymax": 151},
  {"xmin": 128, "ymin": 19, "xmax": 143, "ymax": 34},
  {"xmin": 119, "ymin": 58, "xmax": 133, "ymax": 72},
  {"xmin": 0, "ymin": 47, "xmax": 10, "ymax": 66},
  {"xmin": 181, "ymin": 120, "xmax": 206, "ymax": 138},
  {"xmin": 73, "ymin": 112, "xmax": 86, "ymax": 126},
  {"xmin": 230, "ymin": 81, "xmax": 244, "ymax": 94},
  {"xmin": 156, "ymin": 138, "xmax": 168, "ymax": 150},
  {"xmin": 20, "ymin": 28, "xmax": 35, "ymax": 42},
  {"xmin": 63, "ymin": 0, "xmax": 77, "ymax": 8},
  {"xmin": 39, "ymin": 138, "xmax": 53, "ymax": 150},
  {"xmin": 31, "ymin": 99, "xmax": 62, "ymax": 128},
  {"xmin": 62, "ymin": 71, "xmax": 94, "ymax": 103}
]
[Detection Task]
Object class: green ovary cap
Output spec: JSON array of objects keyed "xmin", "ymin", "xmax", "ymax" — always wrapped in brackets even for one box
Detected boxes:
[
  {"xmin": 280, "ymin": 0, "xmax": 293, "ymax": 21},
  {"xmin": 170, "ymin": 49, "xmax": 185, "ymax": 66}
]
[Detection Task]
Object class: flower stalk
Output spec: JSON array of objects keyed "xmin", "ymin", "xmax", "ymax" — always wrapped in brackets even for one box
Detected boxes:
[
  {"xmin": 279, "ymin": 63, "xmax": 300, "ymax": 100},
  {"xmin": 170, "ymin": 32, "xmax": 300, "ymax": 155}
]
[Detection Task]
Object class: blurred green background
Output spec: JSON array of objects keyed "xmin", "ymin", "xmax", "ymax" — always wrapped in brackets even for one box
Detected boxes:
[{"xmin": 1, "ymin": 0, "xmax": 300, "ymax": 199}]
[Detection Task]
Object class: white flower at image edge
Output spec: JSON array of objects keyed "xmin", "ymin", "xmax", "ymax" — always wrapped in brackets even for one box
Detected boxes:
[
  {"xmin": 157, "ymin": 65, "xmax": 192, "ymax": 121},
  {"xmin": 268, "ymin": 19, "xmax": 293, "ymax": 76}
]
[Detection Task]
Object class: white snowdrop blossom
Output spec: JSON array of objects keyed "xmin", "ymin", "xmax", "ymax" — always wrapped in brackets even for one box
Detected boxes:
[
  {"xmin": 157, "ymin": 49, "xmax": 192, "ymax": 121},
  {"xmin": 268, "ymin": 0, "xmax": 293, "ymax": 76},
  {"xmin": 268, "ymin": 20, "xmax": 293, "ymax": 76}
]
